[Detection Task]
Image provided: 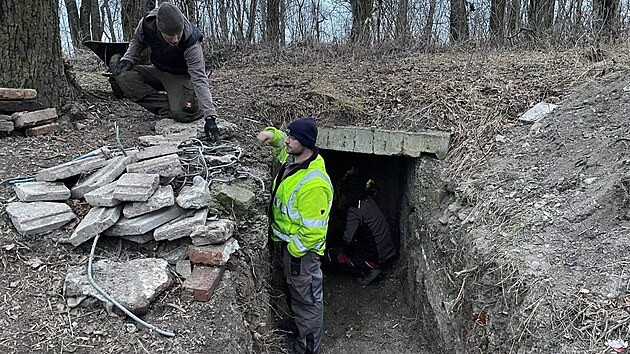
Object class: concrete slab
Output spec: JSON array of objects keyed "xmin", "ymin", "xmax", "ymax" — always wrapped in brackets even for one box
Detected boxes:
[
  {"xmin": 6, "ymin": 202, "xmax": 76, "ymax": 235},
  {"xmin": 121, "ymin": 233, "xmax": 155, "ymax": 244},
  {"xmin": 12, "ymin": 108, "xmax": 57, "ymax": 129},
  {"xmin": 71, "ymin": 155, "xmax": 135, "ymax": 199},
  {"xmin": 0, "ymin": 115, "xmax": 14, "ymax": 132},
  {"xmin": 126, "ymin": 154, "xmax": 184, "ymax": 178},
  {"xmin": 154, "ymin": 209, "xmax": 208, "ymax": 241},
  {"xmin": 13, "ymin": 181, "xmax": 70, "ymax": 202},
  {"xmin": 69, "ymin": 205, "xmax": 122, "ymax": 246},
  {"xmin": 319, "ymin": 126, "xmax": 451, "ymax": 159},
  {"xmin": 104, "ymin": 205, "xmax": 185, "ymax": 236},
  {"xmin": 214, "ymin": 183, "xmax": 255, "ymax": 213},
  {"xmin": 113, "ymin": 173, "xmax": 159, "ymax": 202},
  {"xmin": 123, "ymin": 185, "xmax": 174, "ymax": 218},
  {"xmin": 135, "ymin": 144, "xmax": 179, "ymax": 161},
  {"xmin": 84, "ymin": 181, "xmax": 121, "ymax": 207},
  {"xmin": 36, "ymin": 156, "xmax": 108, "ymax": 182},
  {"xmin": 138, "ymin": 133, "xmax": 192, "ymax": 146}
]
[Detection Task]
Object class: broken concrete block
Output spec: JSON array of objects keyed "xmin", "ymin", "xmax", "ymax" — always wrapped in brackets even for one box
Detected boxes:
[
  {"xmin": 155, "ymin": 117, "xmax": 237, "ymax": 138},
  {"xmin": 12, "ymin": 108, "xmax": 57, "ymax": 129},
  {"xmin": 401, "ymin": 131, "xmax": 451, "ymax": 159},
  {"xmin": 71, "ymin": 155, "xmax": 135, "ymax": 199},
  {"xmin": 26, "ymin": 122, "xmax": 60, "ymax": 137},
  {"xmin": 176, "ymin": 176, "xmax": 212, "ymax": 209},
  {"xmin": 181, "ymin": 265, "xmax": 224, "ymax": 302},
  {"xmin": 175, "ymin": 260, "xmax": 192, "ymax": 279},
  {"xmin": 36, "ymin": 156, "xmax": 108, "ymax": 182},
  {"xmin": 135, "ymin": 144, "xmax": 179, "ymax": 161},
  {"xmin": 214, "ymin": 184, "xmax": 255, "ymax": 212},
  {"xmin": 113, "ymin": 173, "xmax": 159, "ymax": 202},
  {"xmin": 121, "ymin": 233, "xmax": 155, "ymax": 244},
  {"xmin": 126, "ymin": 154, "xmax": 184, "ymax": 178},
  {"xmin": 154, "ymin": 209, "xmax": 208, "ymax": 241},
  {"xmin": 13, "ymin": 181, "xmax": 70, "ymax": 202},
  {"xmin": 5, "ymin": 202, "xmax": 76, "ymax": 235},
  {"xmin": 519, "ymin": 101, "xmax": 558, "ymax": 123},
  {"xmin": 64, "ymin": 258, "xmax": 172, "ymax": 315},
  {"xmin": 188, "ymin": 238, "xmax": 240, "ymax": 266},
  {"xmin": 104, "ymin": 205, "xmax": 185, "ymax": 236},
  {"xmin": 0, "ymin": 115, "xmax": 14, "ymax": 132},
  {"xmin": 138, "ymin": 133, "xmax": 192, "ymax": 146},
  {"xmin": 84, "ymin": 181, "xmax": 120, "ymax": 207},
  {"xmin": 0, "ymin": 88, "xmax": 37, "ymax": 100},
  {"xmin": 123, "ymin": 185, "xmax": 174, "ymax": 218},
  {"xmin": 191, "ymin": 219, "xmax": 235, "ymax": 246},
  {"xmin": 160, "ymin": 243, "xmax": 191, "ymax": 264},
  {"xmin": 69, "ymin": 205, "xmax": 123, "ymax": 246}
]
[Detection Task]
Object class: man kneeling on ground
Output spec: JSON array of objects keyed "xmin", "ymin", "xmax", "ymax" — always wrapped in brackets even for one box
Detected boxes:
[{"xmin": 111, "ymin": 2, "xmax": 220, "ymax": 142}]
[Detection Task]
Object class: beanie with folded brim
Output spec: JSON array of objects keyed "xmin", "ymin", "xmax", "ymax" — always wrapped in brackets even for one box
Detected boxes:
[
  {"xmin": 156, "ymin": 2, "xmax": 184, "ymax": 34},
  {"xmin": 287, "ymin": 116, "xmax": 318, "ymax": 149}
]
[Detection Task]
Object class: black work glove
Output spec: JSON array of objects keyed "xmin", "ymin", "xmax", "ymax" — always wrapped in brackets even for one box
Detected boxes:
[
  {"xmin": 204, "ymin": 116, "xmax": 220, "ymax": 143},
  {"xmin": 111, "ymin": 59, "xmax": 133, "ymax": 76}
]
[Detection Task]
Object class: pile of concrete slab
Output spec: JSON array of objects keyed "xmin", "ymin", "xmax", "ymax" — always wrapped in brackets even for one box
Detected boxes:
[
  {"xmin": 5, "ymin": 143, "xmax": 252, "ymax": 302},
  {"xmin": 0, "ymin": 88, "xmax": 60, "ymax": 137}
]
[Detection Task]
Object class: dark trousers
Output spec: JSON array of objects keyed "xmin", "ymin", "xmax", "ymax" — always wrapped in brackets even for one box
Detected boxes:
[
  {"xmin": 114, "ymin": 65, "xmax": 202, "ymax": 122},
  {"xmin": 323, "ymin": 247, "xmax": 380, "ymax": 276},
  {"xmin": 281, "ymin": 245, "xmax": 323, "ymax": 354}
]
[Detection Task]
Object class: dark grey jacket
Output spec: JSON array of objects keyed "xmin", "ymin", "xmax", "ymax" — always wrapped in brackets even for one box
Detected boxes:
[{"xmin": 343, "ymin": 198, "xmax": 396, "ymax": 264}]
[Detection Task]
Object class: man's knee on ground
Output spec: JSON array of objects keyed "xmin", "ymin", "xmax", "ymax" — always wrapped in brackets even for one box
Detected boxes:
[
  {"xmin": 114, "ymin": 71, "xmax": 145, "ymax": 101},
  {"xmin": 170, "ymin": 109, "xmax": 200, "ymax": 123}
]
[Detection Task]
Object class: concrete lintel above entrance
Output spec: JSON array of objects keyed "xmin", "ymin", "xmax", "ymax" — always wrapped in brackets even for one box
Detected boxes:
[{"xmin": 318, "ymin": 126, "xmax": 451, "ymax": 159}]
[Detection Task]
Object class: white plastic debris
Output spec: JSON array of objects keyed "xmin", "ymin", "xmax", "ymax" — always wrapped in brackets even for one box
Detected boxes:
[{"xmin": 606, "ymin": 338, "xmax": 628, "ymax": 352}]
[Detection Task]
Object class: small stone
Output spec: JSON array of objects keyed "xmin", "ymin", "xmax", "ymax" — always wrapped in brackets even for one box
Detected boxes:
[
  {"xmin": 176, "ymin": 176, "xmax": 212, "ymax": 209},
  {"xmin": 214, "ymin": 183, "xmax": 255, "ymax": 213},
  {"xmin": 0, "ymin": 116, "xmax": 14, "ymax": 132},
  {"xmin": 13, "ymin": 181, "xmax": 70, "ymax": 202},
  {"xmin": 175, "ymin": 260, "xmax": 192, "ymax": 279}
]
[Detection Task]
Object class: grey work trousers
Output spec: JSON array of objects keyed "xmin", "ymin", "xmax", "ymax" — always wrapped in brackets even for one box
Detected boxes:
[
  {"xmin": 282, "ymin": 246, "xmax": 324, "ymax": 354},
  {"xmin": 114, "ymin": 65, "xmax": 202, "ymax": 122}
]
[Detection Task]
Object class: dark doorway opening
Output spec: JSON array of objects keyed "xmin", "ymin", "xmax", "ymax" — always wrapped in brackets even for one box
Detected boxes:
[{"xmin": 319, "ymin": 149, "xmax": 409, "ymax": 255}]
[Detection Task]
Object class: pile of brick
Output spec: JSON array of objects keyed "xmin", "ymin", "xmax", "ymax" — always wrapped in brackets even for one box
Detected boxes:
[
  {"xmin": 0, "ymin": 88, "xmax": 60, "ymax": 137},
  {"xmin": 4, "ymin": 144, "xmax": 255, "ymax": 303}
]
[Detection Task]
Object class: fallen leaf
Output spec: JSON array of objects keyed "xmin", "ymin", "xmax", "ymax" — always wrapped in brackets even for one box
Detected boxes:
[{"xmin": 24, "ymin": 258, "xmax": 44, "ymax": 268}]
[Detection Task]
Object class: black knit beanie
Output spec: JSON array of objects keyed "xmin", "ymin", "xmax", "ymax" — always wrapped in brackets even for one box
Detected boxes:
[
  {"xmin": 287, "ymin": 117, "xmax": 318, "ymax": 149},
  {"xmin": 156, "ymin": 2, "xmax": 184, "ymax": 34}
]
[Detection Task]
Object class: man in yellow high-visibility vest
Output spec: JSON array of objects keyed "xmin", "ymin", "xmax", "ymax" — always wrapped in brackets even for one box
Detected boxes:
[{"xmin": 257, "ymin": 117, "xmax": 333, "ymax": 354}]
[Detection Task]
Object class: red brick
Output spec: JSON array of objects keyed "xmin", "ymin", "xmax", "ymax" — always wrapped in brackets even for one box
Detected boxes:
[
  {"xmin": 188, "ymin": 238, "xmax": 239, "ymax": 266},
  {"xmin": 26, "ymin": 122, "xmax": 60, "ymax": 137},
  {"xmin": 181, "ymin": 265, "xmax": 224, "ymax": 302},
  {"xmin": 0, "ymin": 88, "xmax": 37, "ymax": 100}
]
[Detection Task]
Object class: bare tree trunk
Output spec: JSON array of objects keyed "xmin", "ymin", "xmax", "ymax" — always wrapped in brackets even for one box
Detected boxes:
[
  {"xmin": 506, "ymin": 0, "xmax": 521, "ymax": 36},
  {"xmin": 422, "ymin": 0, "xmax": 437, "ymax": 45},
  {"xmin": 218, "ymin": 0, "xmax": 229, "ymax": 43},
  {"xmin": 450, "ymin": 0, "xmax": 469, "ymax": 42},
  {"xmin": 350, "ymin": 0, "xmax": 373, "ymax": 44},
  {"xmin": 121, "ymin": 0, "xmax": 154, "ymax": 40},
  {"xmin": 91, "ymin": 0, "xmax": 103, "ymax": 41},
  {"xmin": 265, "ymin": 0, "xmax": 282, "ymax": 43},
  {"xmin": 527, "ymin": 0, "xmax": 555, "ymax": 36},
  {"xmin": 246, "ymin": 0, "xmax": 258, "ymax": 42},
  {"xmin": 0, "ymin": 0, "xmax": 73, "ymax": 106},
  {"xmin": 573, "ymin": 0, "xmax": 583, "ymax": 36},
  {"xmin": 80, "ymin": 0, "xmax": 92, "ymax": 39},
  {"xmin": 102, "ymin": 0, "xmax": 117, "ymax": 41},
  {"xmin": 490, "ymin": 0, "xmax": 506, "ymax": 44},
  {"xmin": 396, "ymin": 0, "xmax": 410, "ymax": 44},
  {"xmin": 593, "ymin": 0, "xmax": 619, "ymax": 41},
  {"xmin": 64, "ymin": 0, "xmax": 81, "ymax": 47}
]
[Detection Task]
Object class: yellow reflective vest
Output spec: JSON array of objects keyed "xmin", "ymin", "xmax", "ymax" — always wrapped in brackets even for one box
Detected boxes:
[{"xmin": 265, "ymin": 127, "xmax": 333, "ymax": 258}]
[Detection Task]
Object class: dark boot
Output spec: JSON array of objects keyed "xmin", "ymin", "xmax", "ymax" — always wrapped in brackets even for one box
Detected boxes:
[
  {"xmin": 278, "ymin": 318, "xmax": 299, "ymax": 336},
  {"xmin": 357, "ymin": 269, "xmax": 382, "ymax": 286}
]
